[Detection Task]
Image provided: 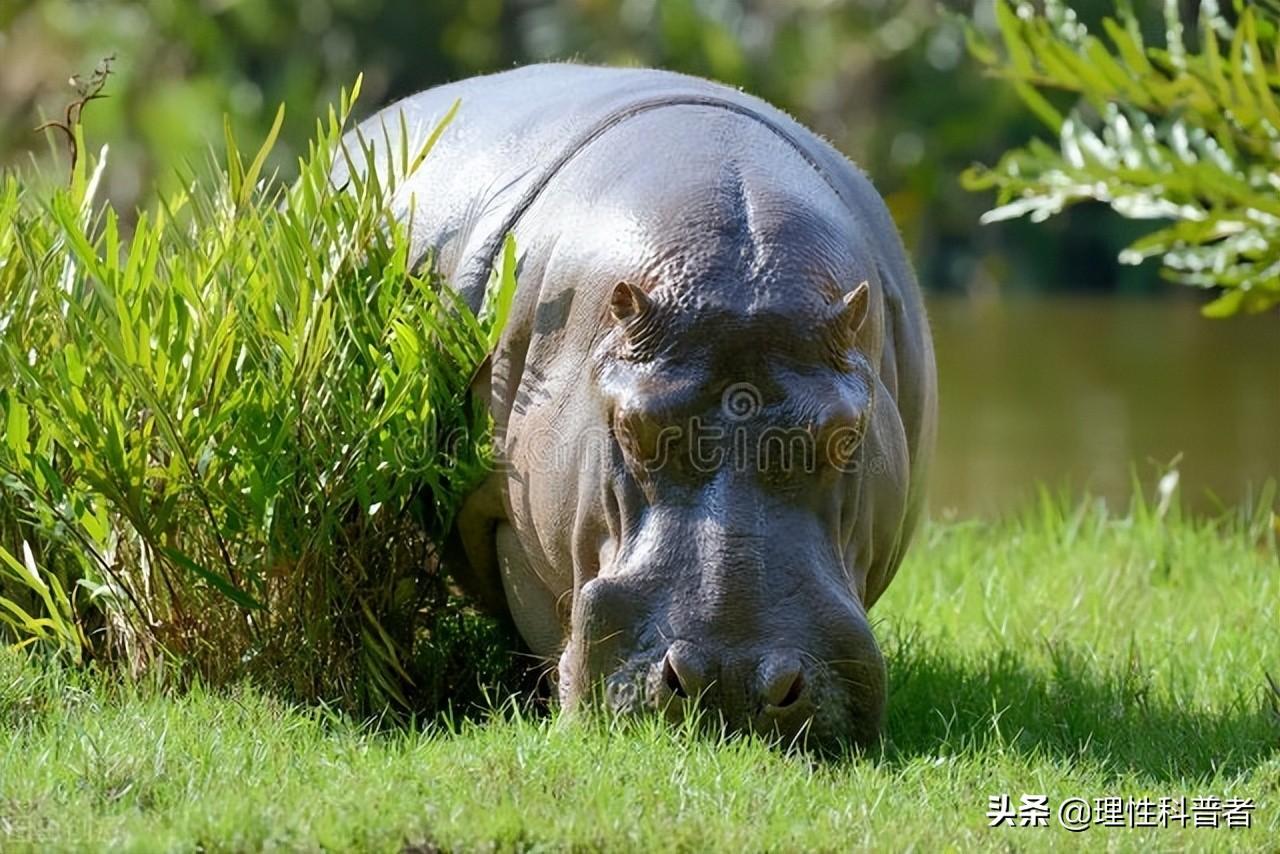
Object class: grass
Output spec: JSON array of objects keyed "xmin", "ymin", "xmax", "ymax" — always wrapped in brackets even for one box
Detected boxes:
[{"xmin": 2, "ymin": 489, "xmax": 1276, "ymax": 851}]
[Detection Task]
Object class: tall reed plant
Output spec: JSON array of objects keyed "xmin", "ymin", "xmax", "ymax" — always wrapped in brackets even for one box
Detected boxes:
[{"xmin": 0, "ymin": 79, "xmax": 517, "ymax": 712}]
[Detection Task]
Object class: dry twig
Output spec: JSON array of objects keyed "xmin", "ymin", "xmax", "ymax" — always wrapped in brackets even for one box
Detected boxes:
[{"xmin": 34, "ymin": 54, "xmax": 116, "ymax": 181}]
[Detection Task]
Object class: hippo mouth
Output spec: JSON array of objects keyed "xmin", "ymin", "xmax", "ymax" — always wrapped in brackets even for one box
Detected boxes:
[
  {"xmin": 554, "ymin": 584, "xmax": 888, "ymax": 752},
  {"xmin": 558, "ymin": 647, "xmax": 886, "ymax": 751}
]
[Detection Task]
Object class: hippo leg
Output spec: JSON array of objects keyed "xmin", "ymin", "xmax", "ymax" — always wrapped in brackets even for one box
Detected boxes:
[
  {"xmin": 453, "ymin": 474, "xmax": 564, "ymax": 659},
  {"xmin": 450, "ymin": 474, "xmax": 511, "ymax": 618},
  {"xmin": 494, "ymin": 524, "xmax": 566, "ymax": 659},
  {"xmin": 446, "ymin": 356, "xmax": 512, "ymax": 618}
]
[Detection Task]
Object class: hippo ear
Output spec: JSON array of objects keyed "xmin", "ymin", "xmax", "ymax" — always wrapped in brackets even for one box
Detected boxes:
[
  {"xmin": 834, "ymin": 281, "xmax": 870, "ymax": 341},
  {"xmin": 609, "ymin": 281, "xmax": 653, "ymax": 325}
]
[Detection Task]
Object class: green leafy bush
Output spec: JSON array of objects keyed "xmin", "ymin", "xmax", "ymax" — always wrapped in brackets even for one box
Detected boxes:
[
  {"xmin": 0, "ymin": 80, "xmax": 517, "ymax": 712},
  {"xmin": 966, "ymin": 0, "xmax": 1280, "ymax": 315}
]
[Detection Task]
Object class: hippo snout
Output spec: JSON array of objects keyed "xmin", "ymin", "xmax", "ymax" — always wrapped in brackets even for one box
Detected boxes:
[
  {"xmin": 661, "ymin": 645, "xmax": 806, "ymax": 710},
  {"xmin": 642, "ymin": 638, "xmax": 883, "ymax": 748},
  {"xmin": 560, "ymin": 576, "xmax": 888, "ymax": 750},
  {"xmin": 653, "ymin": 642, "xmax": 814, "ymax": 737}
]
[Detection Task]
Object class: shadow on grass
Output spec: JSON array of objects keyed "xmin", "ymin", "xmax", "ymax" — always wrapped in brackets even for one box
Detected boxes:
[{"xmin": 879, "ymin": 629, "xmax": 1280, "ymax": 782}]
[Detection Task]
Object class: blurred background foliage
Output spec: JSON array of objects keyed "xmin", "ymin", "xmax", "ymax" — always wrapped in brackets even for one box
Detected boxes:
[
  {"xmin": 1, "ymin": 0, "xmax": 1174, "ymax": 297},
  {"xmin": 968, "ymin": 0, "xmax": 1280, "ymax": 316},
  {"xmin": 3, "ymin": 0, "xmax": 1276, "ymax": 517}
]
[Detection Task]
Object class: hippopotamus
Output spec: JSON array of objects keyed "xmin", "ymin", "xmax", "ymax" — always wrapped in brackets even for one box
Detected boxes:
[{"xmin": 342, "ymin": 64, "xmax": 937, "ymax": 748}]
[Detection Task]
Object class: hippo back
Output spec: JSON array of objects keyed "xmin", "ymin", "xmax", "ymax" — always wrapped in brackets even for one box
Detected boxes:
[{"xmin": 340, "ymin": 65, "xmax": 909, "ymax": 308}]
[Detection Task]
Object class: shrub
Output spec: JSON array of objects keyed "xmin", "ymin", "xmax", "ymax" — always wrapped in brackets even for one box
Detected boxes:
[
  {"xmin": 0, "ymin": 79, "xmax": 517, "ymax": 712},
  {"xmin": 965, "ymin": 0, "xmax": 1280, "ymax": 315}
]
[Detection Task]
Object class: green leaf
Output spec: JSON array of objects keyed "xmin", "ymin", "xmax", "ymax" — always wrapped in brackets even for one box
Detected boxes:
[
  {"xmin": 484, "ymin": 233, "xmax": 519, "ymax": 351},
  {"xmin": 5, "ymin": 399, "xmax": 30, "ymax": 458},
  {"xmin": 409, "ymin": 98, "xmax": 461, "ymax": 176},
  {"xmin": 1202, "ymin": 287, "xmax": 1246, "ymax": 317},
  {"xmin": 159, "ymin": 547, "xmax": 265, "ymax": 611},
  {"xmin": 240, "ymin": 104, "xmax": 285, "ymax": 210},
  {"xmin": 224, "ymin": 115, "xmax": 244, "ymax": 202}
]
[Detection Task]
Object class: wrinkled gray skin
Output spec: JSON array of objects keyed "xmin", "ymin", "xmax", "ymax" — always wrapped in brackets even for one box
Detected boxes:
[{"xmin": 339, "ymin": 64, "xmax": 937, "ymax": 748}]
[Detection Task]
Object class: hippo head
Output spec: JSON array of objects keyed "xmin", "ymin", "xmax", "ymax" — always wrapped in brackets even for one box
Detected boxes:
[{"xmin": 557, "ymin": 276, "xmax": 886, "ymax": 750}]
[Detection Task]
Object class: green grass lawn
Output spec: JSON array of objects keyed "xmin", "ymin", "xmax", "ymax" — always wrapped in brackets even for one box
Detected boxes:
[{"xmin": 2, "ymin": 493, "xmax": 1277, "ymax": 852}]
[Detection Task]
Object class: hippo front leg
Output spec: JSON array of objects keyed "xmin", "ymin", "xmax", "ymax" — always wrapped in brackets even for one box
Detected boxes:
[
  {"xmin": 453, "ymin": 472, "xmax": 568, "ymax": 659},
  {"xmin": 450, "ymin": 472, "xmax": 511, "ymax": 619},
  {"xmin": 445, "ymin": 356, "xmax": 516, "ymax": 620}
]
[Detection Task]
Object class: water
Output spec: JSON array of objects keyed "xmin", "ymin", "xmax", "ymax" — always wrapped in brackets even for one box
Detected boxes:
[{"xmin": 926, "ymin": 296, "xmax": 1279, "ymax": 517}]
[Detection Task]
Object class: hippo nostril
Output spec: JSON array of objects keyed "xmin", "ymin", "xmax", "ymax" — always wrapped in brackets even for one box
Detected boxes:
[
  {"xmin": 776, "ymin": 671, "xmax": 805, "ymax": 708},
  {"xmin": 661, "ymin": 643, "xmax": 708, "ymax": 700},
  {"xmin": 759, "ymin": 653, "xmax": 807, "ymax": 711},
  {"xmin": 663, "ymin": 656, "xmax": 688, "ymax": 698}
]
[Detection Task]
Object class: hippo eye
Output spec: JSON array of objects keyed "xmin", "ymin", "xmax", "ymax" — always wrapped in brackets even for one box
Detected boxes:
[
  {"xmin": 615, "ymin": 411, "xmax": 670, "ymax": 472},
  {"xmin": 811, "ymin": 396, "xmax": 869, "ymax": 471},
  {"xmin": 823, "ymin": 419, "xmax": 866, "ymax": 472},
  {"xmin": 828, "ymin": 431, "xmax": 859, "ymax": 468}
]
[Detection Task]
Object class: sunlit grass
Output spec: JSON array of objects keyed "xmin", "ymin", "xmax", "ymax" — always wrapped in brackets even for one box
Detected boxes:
[{"xmin": 3, "ymin": 490, "xmax": 1275, "ymax": 851}]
